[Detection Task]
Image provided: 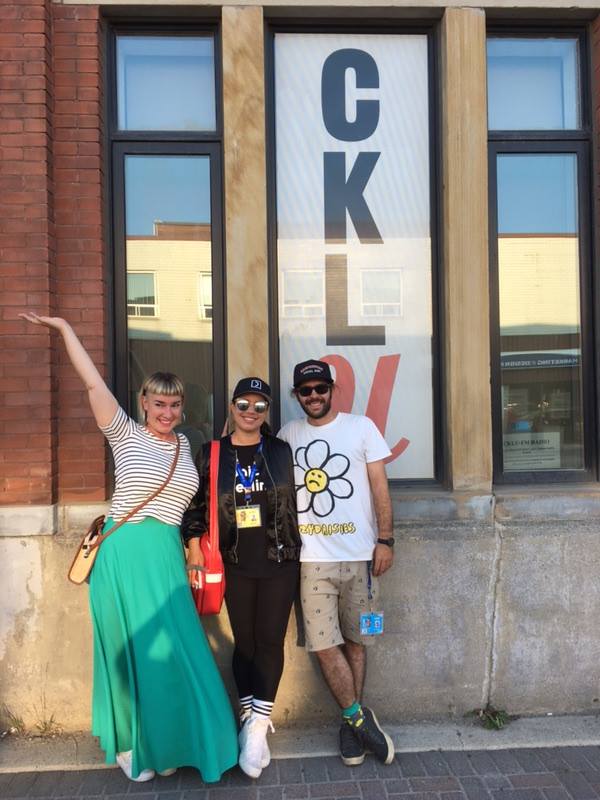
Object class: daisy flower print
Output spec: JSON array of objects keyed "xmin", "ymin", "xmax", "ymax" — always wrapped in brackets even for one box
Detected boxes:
[{"xmin": 294, "ymin": 439, "xmax": 354, "ymax": 517}]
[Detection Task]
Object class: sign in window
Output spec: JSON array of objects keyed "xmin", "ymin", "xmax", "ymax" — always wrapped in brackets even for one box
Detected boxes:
[{"xmin": 274, "ymin": 33, "xmax": 434, "ymax": 479}]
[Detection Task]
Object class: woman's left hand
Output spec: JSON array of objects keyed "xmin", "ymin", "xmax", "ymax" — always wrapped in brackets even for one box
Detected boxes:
[{"xmin": 186, "ymin": 538, "xmax": 205, "ymax": 589}]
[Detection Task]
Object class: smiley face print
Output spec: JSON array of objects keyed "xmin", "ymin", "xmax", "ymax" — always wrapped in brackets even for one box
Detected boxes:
[
  {"xmin": 305, "ymin": 468, "xmax": 329, "ymax": 493},
  {"xmin": 294, "ymin": 439, "xmax": 354, "ymax": 517}
]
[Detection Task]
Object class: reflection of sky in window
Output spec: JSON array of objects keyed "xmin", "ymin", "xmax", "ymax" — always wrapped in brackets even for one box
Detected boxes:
[
  {"xmin": 125, "ymin": 156, "xmax": 211, "ymax": 235},
  {"xmin": 497, "ymin": 154, "xmax": 577, "ymax": 234},
  {"xmin": 487, "ymin": 38, "xmax": 579, "ymax": 130},
  {"xmin": 117, "ymin": 36, "xmax": 215, "ymax": 131}
]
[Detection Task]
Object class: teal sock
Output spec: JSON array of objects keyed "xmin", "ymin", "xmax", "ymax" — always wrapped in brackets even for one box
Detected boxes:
[{"xmin": 342, "ymin": 701, "xmax": 362, "ymax": 721}]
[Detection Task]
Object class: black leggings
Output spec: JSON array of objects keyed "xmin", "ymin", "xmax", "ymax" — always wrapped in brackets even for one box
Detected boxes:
[{"xmin": 224, "ymin": 565, "xmax": 300, "ymax": 702}]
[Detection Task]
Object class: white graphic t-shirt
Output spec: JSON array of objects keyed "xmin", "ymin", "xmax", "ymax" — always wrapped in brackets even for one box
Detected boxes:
[{"xmin": 278, "ymin": 413, "xmax": 391, "ymax": 562}]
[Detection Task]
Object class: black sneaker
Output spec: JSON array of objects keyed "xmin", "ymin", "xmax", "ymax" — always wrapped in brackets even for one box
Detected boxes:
[
  {"xmin": 339, "ymin": 722, "xmax": 365, "ymax": 766},
  {"xmin": 353, "ymin": 707, "xmax": 394, "ymax": 765}
]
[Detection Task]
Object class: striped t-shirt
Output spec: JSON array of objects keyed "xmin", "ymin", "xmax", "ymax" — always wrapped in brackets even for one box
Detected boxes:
[{"xmin": 100, "ymin": 406, "xmax": 199, "ymax": 526}]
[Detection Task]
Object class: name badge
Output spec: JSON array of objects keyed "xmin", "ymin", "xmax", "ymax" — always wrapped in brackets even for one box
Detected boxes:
[
  {"xmin": 360, "ymin": 611, "xmax": 384, "ymax": 636},
  {"xmin": 236, "ymin": 505, "xmax": 262, "ymax": 529}
]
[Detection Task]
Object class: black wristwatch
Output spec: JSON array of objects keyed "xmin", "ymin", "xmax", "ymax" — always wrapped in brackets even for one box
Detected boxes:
[{"xmin": 377, "ymin": 537, "xmax": 395, "ymax": 548}]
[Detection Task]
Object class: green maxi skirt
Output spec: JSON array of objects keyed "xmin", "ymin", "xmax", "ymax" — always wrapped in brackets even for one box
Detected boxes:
[{"xmin": 89, "ymin": 516, "xmax": 238, "ymax": 782}]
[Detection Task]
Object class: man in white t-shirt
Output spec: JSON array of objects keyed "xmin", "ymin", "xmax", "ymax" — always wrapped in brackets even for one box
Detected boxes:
[{"xmin": 278, "ymin": 359, "xmax": 395, "ymax": 767}]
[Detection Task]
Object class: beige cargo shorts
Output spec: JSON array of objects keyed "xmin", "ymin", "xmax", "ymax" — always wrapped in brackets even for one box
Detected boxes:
[{"xmin": 300, "ymin": 561, "xmax": 380, "ymax": 651}]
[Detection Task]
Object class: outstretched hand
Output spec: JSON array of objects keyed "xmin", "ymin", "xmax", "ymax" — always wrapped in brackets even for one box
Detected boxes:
[{"xmin": 19, "ymin": 312, "xmax": 67, "ymax": 332}]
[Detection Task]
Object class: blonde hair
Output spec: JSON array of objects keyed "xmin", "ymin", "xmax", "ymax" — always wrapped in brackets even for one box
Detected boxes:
[{"xmin": 139, "ymin": 371, "xmax": 184, "ymax": 418}]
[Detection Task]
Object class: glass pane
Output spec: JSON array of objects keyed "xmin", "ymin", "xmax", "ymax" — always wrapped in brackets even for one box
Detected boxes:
[
  {"xmin": 125, "ymin": 155, "xmax": 214, "ymax": 455},
  {"xmin": 497, "ymin": 153, "xmax": 584, "ymax": 472},
  {"xmin": 361, "ymin": 269, "xmax": 402, "ymax": 317},
  {"xmin": 282, "ymin": 270, "xmax": 324, "ymax": 317},
  {"xmin": 275, "ymin": 32, "xmax": 434, "ymax": 479},
  {"xmin": 117, "ymin": 36, "xmax": 216, "ymax": 131},
  {"xmin": 488, "ymin": 38, "xmax": 580, "ymax": 130}
]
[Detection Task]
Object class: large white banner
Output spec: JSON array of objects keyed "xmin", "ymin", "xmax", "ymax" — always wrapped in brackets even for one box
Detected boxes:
[{"xmin": 275, "ymin": 33, "xmax": 434, "ymax": 479}]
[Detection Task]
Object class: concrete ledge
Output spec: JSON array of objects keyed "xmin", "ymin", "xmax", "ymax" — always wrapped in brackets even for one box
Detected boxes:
[
  {"xmin": 59, "ymin": 504, "xmax": 110, "ymax": 537},
  {"xmin": 0, "ymin": 505, "xmax": 57, "ymax": 537},
  {"xmin": 495, "ymin": 485, "xmax": 600, "ymax": 522},
  {"xmin": 2, "ymin": 714, "xmax": 600, "ymax": 773},
  {"xmin": 392, "ymin": 490, "xmax": 495, "ymax": 523}
]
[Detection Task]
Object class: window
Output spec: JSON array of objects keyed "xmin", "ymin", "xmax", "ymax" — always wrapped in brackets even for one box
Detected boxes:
[
  {"xmin": 487, "ymin": 37, "xmax": 580, "ymax": 130},
  {"xmin": 127, "ymin": 272, "xmax": 158, "ymax": 317},
  {"xmin": 360, "ymin": 270, "xmax": 403, "ymax": 318},
  {"xmin": 488, "ymin": 32, "xmax": 593, "ymax": 481},
  {"xmin": 117, "ymin": 36, "xmax": 216, "ymax": 131},
  {"xmin": 198, "ymin": 271, "xmax": 213, "ymax": 319},
  {"xmin": 111, "ymin": 29, "xmax": 225, "ymax": 449},
  {"xmin": 272, "ymin": 31, "xmax": 437, "ymax": 481},
  {"xmin": 282, "ymin": 270, "xmax": 324, "ymax": 318}
]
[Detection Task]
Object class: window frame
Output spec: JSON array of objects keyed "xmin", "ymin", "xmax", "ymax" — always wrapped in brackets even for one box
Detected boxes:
[
  {"xmin": 359, "ymin": 268, "xmax": 403, "ymax": 319},
  {"xmin": 107, "ymin": 23, "xmax": 227, "ymax": 436},
  {"xmin": 127, "ymin": 271, "xmax": 159, "ymax": 318},
  {"xmin": 197, "ymin": 270, "xmax": 213, "ymax": 320},
  {"xmin": 281, "ymin": 268, "xmax": 325, "ymax": 319},
  {"xmin": 487, "ymin": 26, "xmax": 595, "ymax": 484}
]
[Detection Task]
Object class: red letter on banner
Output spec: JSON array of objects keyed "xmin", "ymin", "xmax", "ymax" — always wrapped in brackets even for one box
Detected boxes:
[{"xmin": 320, "ymin": 353, "xmax": 410, "ymax": 464}]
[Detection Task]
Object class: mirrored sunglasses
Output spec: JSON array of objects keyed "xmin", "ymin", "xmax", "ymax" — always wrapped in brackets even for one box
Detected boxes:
[
  {"xmin": 297, "ymin": 383, "xmax": 331, "ymax": 398},
  {"xmin": 234, "ymin": 399, "xmax": 269, "ymax": 413}
]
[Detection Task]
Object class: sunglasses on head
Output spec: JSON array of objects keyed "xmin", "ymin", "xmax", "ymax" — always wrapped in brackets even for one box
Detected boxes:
[
  {"xmin": 296, "ymin": 383, "xmax": 331, "ymax": 398},
  {"xmin": 234, "ymin": 399, "xmax": 269, "ymax": 413}
]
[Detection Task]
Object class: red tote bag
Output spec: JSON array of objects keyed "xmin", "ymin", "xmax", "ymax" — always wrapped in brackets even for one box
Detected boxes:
[{"xmin": 192, "ymin": 440, "xmax": 226, "ymax": 615}]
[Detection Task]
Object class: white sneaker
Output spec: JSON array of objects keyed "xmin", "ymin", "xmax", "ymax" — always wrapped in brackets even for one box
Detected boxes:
[
  {"xmin": 238, "ymin": 713, "xmax": 274, "ymax": 778},
  {"xmin": 157, "ymin": 768, "xmax": 177, "ymax": 777},
  {"xmin": 116, "ymin": 750, "xmax": 155, "ymax": 782},
  {"xmin": 239, "ymin": 713, "xmax": 270, "ymax": 769}
]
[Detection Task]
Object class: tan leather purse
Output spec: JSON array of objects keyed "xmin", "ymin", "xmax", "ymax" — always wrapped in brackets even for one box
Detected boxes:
[{"xmin": 68, "ymin": 437, "xmax": 180, "ymax": 584}]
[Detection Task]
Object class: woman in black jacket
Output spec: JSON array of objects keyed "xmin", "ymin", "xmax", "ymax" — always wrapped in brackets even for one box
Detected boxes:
[{"xmin": 182, "ymin": 377, "xmax": 300, "ymax": 780}]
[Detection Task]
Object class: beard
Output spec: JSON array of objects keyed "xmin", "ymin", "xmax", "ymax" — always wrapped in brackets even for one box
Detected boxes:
[{"xmin": 302, "ymin": 393, "xmax": 332, "ymax": 420}]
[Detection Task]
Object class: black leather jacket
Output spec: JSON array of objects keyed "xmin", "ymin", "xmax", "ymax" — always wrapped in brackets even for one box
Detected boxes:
[{"xmin": 181, "ymin": 434, "xmax": 301, "ymax": 564}]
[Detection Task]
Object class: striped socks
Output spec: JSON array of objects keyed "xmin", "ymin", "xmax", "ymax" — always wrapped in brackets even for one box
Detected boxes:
[
  {"xmin": 239, "ymin": 695, "xmax": 253, "ymax": 723},
  {"xmin": 239, "ymin": 696, "xmax": 274, "ymax": 721},
  {"xmin": 252, "ymin": 699, "xmax": 274, "ymax": 718}
]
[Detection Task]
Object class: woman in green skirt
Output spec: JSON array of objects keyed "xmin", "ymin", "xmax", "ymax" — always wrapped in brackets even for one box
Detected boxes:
[{"xmin": 20, "ymin": 311, "xmax": 238, "ymax": 783}]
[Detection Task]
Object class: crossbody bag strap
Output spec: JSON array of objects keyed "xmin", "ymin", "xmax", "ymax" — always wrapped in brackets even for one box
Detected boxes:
[
  {"xmin": 207, "ymin": 439, "xmax": 220, "ymax": 558},
  {"xmin": 90, "ymin": 436, "xmax": 181, "ymax": 552}
]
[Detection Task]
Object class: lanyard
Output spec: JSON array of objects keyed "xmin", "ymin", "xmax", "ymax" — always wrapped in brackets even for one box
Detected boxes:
[{"xmin": 235, "ymin": 440, "xmax": 263, "ymax": 505}]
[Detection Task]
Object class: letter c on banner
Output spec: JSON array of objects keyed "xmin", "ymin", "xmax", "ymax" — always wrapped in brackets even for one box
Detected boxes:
[{"xmin": 321, "ymin": 49, "xmax": 380, "ymax": 142}]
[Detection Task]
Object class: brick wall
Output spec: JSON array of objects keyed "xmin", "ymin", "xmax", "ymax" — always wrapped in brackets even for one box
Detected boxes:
[
  {"xmin": 0, "ymin": 0, "xmax": 56, "ymax": 506},
  {"xmin": 53, "ymin": 4, "xmax": 108, "ymax": 503},
  {"xmin": 0, "ymin": 1, "xmax": 107, "ymax": 508}
]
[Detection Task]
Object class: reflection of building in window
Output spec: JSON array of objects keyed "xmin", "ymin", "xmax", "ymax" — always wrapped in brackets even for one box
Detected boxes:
[
  {"xmin": 282, "ymin": 269, "xmax": 324, "ymax": 317},
  {"xmin": 498, "ymin": 235, "xmax": 580, "ymax": 336},
  {"xmin": 360, "ymin": 269, "xmax": 403, "ymax": 317},
  {"xmin": 198, "ymin": 271, "xmax": 212, "ymax": 319},
  {"xmin": 127, "ymin": 272, "xmax": 158, "ymax": 317},
  {"xmin": 126, "ymin": 221, "xmax": 212, "ymax": 342}
]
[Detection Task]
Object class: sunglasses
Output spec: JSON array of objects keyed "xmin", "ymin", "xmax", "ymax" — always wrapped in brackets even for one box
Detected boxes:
[
  {"xmin": 296, "ymin": 383, "xmax": 331, "ymax": 398},
  {"xmin": 234, "ymin": 399, "xmax": 269, "ymax": 413}
]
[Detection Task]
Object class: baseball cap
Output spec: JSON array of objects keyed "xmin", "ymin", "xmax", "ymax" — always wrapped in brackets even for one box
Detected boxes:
[
  {"xmin": 293, "ymin": 359, "xmax": 334, "ymax": 389},
  {"xmin": 232, "ymin": 377, "xmax": 271, "ymax": 401}
]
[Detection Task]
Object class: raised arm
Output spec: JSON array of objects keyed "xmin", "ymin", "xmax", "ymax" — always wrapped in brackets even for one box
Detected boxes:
[{"xmin": 19, "ymin": 313, "xmax": 118, "ymax": 428}]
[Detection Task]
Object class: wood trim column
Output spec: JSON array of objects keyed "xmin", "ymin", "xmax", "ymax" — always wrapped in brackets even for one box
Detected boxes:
[
  {"xmin": 222, "ymin": 6, "xmax": 269, "ymax": 393},
  {"xmin": 441, "ymin": 7, "xmax": 492, "ymax": 491}
]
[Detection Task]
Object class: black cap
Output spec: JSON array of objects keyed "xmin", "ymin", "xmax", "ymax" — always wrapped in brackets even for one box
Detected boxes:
[
  {"xmin": 232, "ymin": 377, "xmax": 271, "ymax": 402},
  {"xmin": 293, "ymin": 359, "xmax": 334, "ymax": 388}
]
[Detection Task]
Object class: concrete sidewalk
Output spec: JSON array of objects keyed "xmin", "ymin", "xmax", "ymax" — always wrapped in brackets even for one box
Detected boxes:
[
  {"xmin": 2, "ymin": 715, "xmax": 600, "ymax": 773},
  {"xmin": 4, "ymin": 719, "xmax": 600, "ymax": 800}
]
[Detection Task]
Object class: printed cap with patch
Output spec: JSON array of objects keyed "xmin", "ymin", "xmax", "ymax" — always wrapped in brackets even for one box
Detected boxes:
[
  {"xmin": 293, "ymin": 359, "xmax": 334, "ymax": 388},
  {"xmin": 232, "ymin": 377, "xmax": 271, "ymax": 401}
]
